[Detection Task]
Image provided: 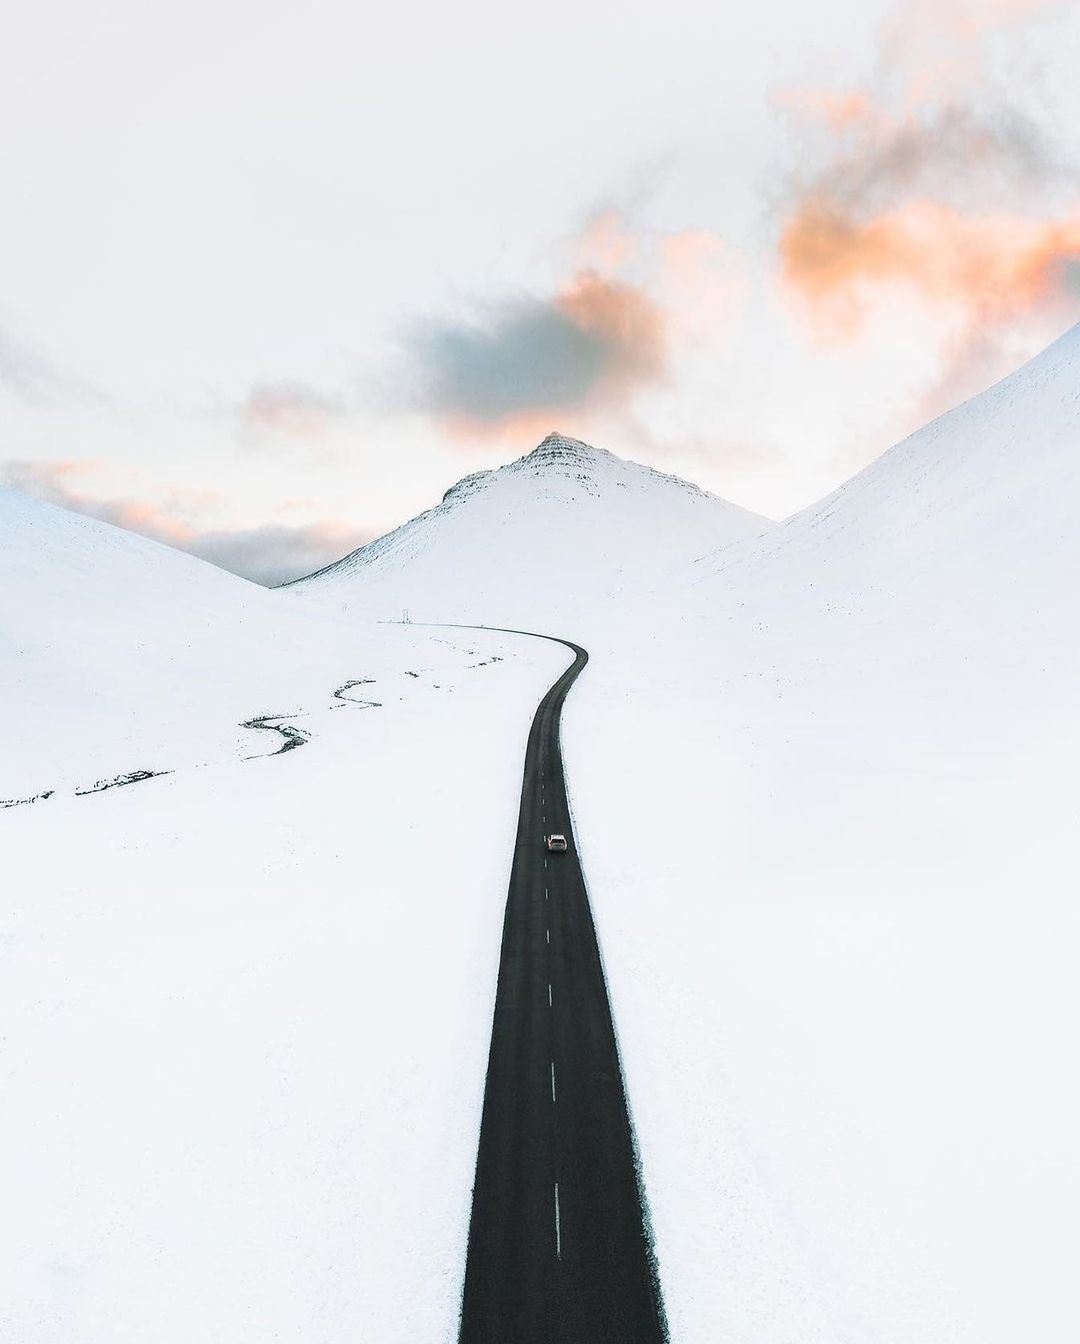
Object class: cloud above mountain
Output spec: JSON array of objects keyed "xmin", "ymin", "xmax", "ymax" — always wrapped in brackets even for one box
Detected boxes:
[{"xmin": 404, "ymin": 269, "xmax": 668, "ymax": 440}]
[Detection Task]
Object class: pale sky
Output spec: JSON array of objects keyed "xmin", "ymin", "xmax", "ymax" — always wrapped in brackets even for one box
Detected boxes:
[{"xmin": 2, "ymin": 0, "xmax": 1078, "ymax": 582}]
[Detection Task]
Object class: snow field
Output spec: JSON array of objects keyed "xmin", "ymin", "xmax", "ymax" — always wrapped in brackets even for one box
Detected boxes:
[{"xmin": 1, "ymin": 626, "xmax": 570, "ymax": 1343}]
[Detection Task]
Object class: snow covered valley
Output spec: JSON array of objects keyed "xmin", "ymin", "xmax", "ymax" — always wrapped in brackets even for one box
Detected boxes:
[{"xmin": 4, "ymin": 326, "xmax": 1080, "ymax": 1342}]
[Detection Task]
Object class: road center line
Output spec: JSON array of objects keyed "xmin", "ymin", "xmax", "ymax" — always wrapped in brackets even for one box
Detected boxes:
[
  {"xmin": 546, "ymin": 928, "xmax": 550, "ymax": 944},
  {"xmin": 548, "ymin": 983, "xmax": 553, "ymax": 1007},
  {"xmin": 554, "ymin": 1182, "xmax": 562, "ymax": 1260},
  {"xmin": 551, "ymin": 1061, "xmax": 556, "ymax": 1103}
]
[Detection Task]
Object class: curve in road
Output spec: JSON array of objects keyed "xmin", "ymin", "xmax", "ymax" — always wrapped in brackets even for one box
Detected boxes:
[{"xmin": 456, "ymin": 627, "xmax": 667, "ymax": 1344}]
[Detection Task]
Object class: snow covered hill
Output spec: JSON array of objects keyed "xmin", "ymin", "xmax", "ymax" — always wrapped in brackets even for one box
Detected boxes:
[
  {"xmin": 289, "ymin": 432, "xmax": 769, "ymax": 625},
  {"xmin": 0, "ymin": 486, "xmax": 390, "ymax": 799},
  {"xmin": 0, "ymin": 485, "xmax": 555, "ymax": 801},
  {"xmin": 692, "ymin": 318, "xmax": 1080, "ymax": 631},
  {"xmin": 560, "ymin": 323, "xmax": 1080, "ymax": 1343},
  {"xmin": 2, "ymin": 482, "xmax": 575, "ymax": 1342},
  {"xmin": 2, "ymin": 486, "xmax": 270, "ymax": 796}
]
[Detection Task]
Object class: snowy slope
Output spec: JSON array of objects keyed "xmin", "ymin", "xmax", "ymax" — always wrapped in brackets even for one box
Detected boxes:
[
  {"xmin": 2, "ymin": 630, "xmax": 569, "ymax": 1344},
  {"xmin": 0, "ymin": 485, "xmax": 526, "ymax": 799},
  {"xmin": 560, "ymin": 324, "xmax": 1080, "ymax": 1343},
  {"xmin": 1, "ymin": 486, "xmax": 285, "ymax": 796},
  {"xmin": 289, "ymin": 432, "xmax": 769, "ymax": 626},
  {"xmin": 1, "ymin": 483, "xmax": 573, "ymax": 1342},
  {"xmin": 694, "ymin": 318, "xmax": 1080, "ymax": 627}
]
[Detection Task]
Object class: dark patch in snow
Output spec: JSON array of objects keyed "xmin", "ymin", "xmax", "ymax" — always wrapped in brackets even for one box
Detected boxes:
[
  {"xmin": 75, "ymin": 769, "xmax": 171, "ymax": 796},
  {"xmin": 241, "ymin": 715, "xmax": 311, "ymax": 758},
  {"xmin": 1, "ymin": 788, "xmax": 55, "ymax": 809},
  {"xmin": 405, "ymin": 670, "xmax": 421, "ymax": 678},
  {"xmin": 332, "ymin": 679, "xmax": 382, "ymax": 709}
]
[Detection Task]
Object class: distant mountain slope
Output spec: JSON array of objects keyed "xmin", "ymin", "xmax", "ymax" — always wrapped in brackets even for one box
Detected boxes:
[
  {"xmin": 1, "ymin": 484, "xmax": 260, "ymax": 697},
  {"xmin": 288, "ymin": 433, "xmax": 770, "ymax": 625},
  {"xmin": 693, "ymin": 320, "xmax": 1080, "ymax": 627},
  {"xmin": 1, "ymin": 487, "xmax": 385, "ymax": 795},
  {"xmin": 0, "ymin": 486, "xmax": 290, "ymax": 794}
]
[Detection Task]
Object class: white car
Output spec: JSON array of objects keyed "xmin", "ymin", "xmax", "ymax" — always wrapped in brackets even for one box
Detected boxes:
[{"xmin": 545, "ymin": 833, "xmax": 568, "ymax": 853}]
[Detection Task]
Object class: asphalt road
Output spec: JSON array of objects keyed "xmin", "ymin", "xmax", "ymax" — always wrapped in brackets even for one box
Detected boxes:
[{"xmin": 457, "ymin": 629, "xmax": 667, "ymax": 1344}]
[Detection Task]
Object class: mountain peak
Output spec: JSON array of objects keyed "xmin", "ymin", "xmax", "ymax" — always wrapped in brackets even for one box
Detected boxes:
[
  {"xmin": 287, "ymin": 428, "xmax": 770, "ymax": 606},
  {"xmin": 518, "ymin": 432, "xmax": 612, "ymax": 469}
]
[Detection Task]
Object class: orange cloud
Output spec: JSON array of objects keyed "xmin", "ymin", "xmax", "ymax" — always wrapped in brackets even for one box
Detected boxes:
[
  {"xmin": 781, "ymin": 198, "xmax": 1080, "ymax": 335},
  {"xmin": 556, "ymin": 269, "xmax": 667, "ymax": 387},
  {"xmin": 780, "ymin": 0, "xmax": 1079, "ymax": 335},
  {"xmin": 779, "ymin": 0, "xmax": 1079, "ymax": 416}
]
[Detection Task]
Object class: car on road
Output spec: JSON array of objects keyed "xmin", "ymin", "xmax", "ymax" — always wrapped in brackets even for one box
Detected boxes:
[{"xmin": 545, "ymin": 833, "xmax": 568, "ymax": 852}]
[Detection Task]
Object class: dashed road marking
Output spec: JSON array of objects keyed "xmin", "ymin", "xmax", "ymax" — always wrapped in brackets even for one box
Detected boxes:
[
  {"xmin": 554, "ymin": 1182, "xmax": 562, "ymax": 1259},
  {"xmin": 548, "ymin": 983, "xmax": 553, "ymax": 1008},
  {"xmin": 546, "ymin": 928, "xmax": 550, "ymax": 945},
  {"xmin": 551, "ymin": 1062, "xmax": 557, "ymax": 1103}
]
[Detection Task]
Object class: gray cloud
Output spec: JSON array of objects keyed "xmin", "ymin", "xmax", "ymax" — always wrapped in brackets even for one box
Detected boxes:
[
  {"xmin": 2, "ymin": 459, "xmax": 367, "ymax": 587},
  {"xmin": 401, "ymin": 273, "xmax": 667, "ymax": 427},
  {"xmin": 412, "ymin": 301, "xmax": 607, "ymax": 419},
  {"xmin": 811, "ymin": 103, "xmax": 1076, "ymax": 219}
]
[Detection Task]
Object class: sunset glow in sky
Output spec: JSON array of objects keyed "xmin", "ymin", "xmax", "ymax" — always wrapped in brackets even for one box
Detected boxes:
[{"xmin": 2, "ymin": 0, "xmax": 1079, "ymax": 581}]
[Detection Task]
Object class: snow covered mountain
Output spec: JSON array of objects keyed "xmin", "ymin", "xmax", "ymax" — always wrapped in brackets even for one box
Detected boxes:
[
  {"xmin": 558, "ymin": 323, "xmax": 1080, "ymax": 1343},
  {"xmin": 691, "ymin": 319, "xmax": 1080, "ymax": 633},
  {"xmin": 289, "ymin": 432, "xmax": 769, "ymax": 625}
]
